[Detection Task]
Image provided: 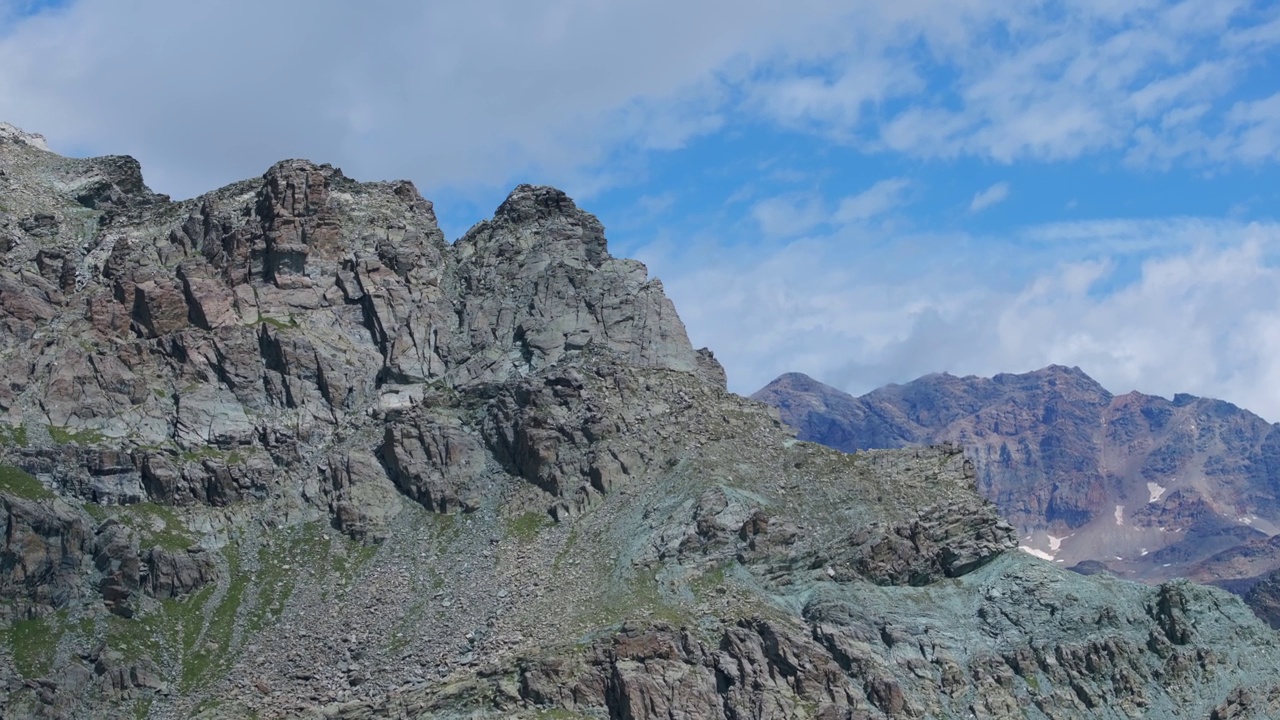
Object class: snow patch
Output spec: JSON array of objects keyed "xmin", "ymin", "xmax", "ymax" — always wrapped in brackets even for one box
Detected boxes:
[
  {"xmin": 1018, "ymin": 546, "xmax": 1055, "ymax": 561},
  {"xmin": 1114, "ymin": 504, "xmax": 1125, "ymax": 526},
  {"xmin": 1147, "ymin": 482, "xmax": 1166, "ymax": 503}
]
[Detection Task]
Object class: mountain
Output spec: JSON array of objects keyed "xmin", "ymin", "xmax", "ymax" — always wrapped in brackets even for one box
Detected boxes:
[
  {"xmin": 4, "ymin": 124, "xmax": 1280, "ymax": 719},
  {"xmin": 752, "ymin": 368, "xmax": 1280, "ymax": 588}
]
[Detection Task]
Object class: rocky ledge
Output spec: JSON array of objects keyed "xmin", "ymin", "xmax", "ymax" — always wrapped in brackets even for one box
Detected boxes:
[{"xmin": 1, "ymin": 126, "xmax": 1279, "ymax": 719}]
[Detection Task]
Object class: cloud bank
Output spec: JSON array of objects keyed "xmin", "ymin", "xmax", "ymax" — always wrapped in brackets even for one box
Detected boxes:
[
  {"xmin": 642, "ymin": 219, "xmax": 1280, "ymax": 421},
  {"xmin": 1, "ymin": 0, "xmax": 1276, "ymax": 198}
]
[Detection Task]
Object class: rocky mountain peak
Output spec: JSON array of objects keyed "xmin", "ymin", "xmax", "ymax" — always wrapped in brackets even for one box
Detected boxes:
[
  {"xmin": 765, "ymin": 371, "xmax": 821, "ymax": 389},
  {"xmin": 1037, "ymin": 363, "xmax": 1089, "ymax": 377},
  {"xmin": 69, "ymin": 154, "xmax": 164, "ymax": 211},
  {"xmin": 492, "ymin": 183, "xmax": 585, "ymax": 226},
  {"xmin": 0, "ymin": 122, "xmax": 49, "ymax": 151},
  {"xmin": 1016, "ymin": 363, "xmax": 1110, "ymax": 394},
  {"xmin": 457, "ymin": 183, "xmax": 608, "ymax": 268}
]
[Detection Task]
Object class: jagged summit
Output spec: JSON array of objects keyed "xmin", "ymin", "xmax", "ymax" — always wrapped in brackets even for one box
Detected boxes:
[
  {"xmin": 491, "ymin": 183, "xmax": 595, "ymax": 230},
  {"xmin": 763, "ymin": 370, "xmax": 823, "ymax": 389},
  {"xmin": 458, "ymin": 183, "xmax": 610, "ymax": 269},
  {"xmin": 0, "ymin": 122, "xmax": 49, "ymax": 151},
  {"xmin": 4, "ymin": 133, "xmax": 1280, "ymax": 720}
]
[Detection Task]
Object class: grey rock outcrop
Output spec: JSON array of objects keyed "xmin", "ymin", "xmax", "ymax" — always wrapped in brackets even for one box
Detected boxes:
[
  {"xmin": 0, "ymin": 495, "xmax": 93, "ymax": 617},
  {"xmin": 143, "ymin": 546, "xmax": 218, "ymax": 600},
  {"xmin": 380, "ymin": 406, "xmax": 489, "ymax": 515},
  {"xmin": 824, "ymin": 500, "xmax": 1017, "ymax": 586},
  {"xmin": 319, "ymin": 450, "xmax": 404, "ymax": 542}
]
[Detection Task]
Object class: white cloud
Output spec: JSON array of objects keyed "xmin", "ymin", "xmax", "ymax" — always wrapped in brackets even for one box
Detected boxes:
[
  {"xmin": 641, "ymin": 218, "xmax": 1280, "ymax": 422},
  {"xmin": 834, "ymin": 178, "xmax": 912, "ymax": 223},
  {"xmin": 750, "ymin": 192, "xmax": 828, "ymax": 239},
  {"xmin": 1224, "ymin": 92, "xmax": 1280, "ymax": 163},
  {"xmin": 771, "ymin": 1, "xmax": 1277, "ymax": 167},
  {"xmin": 749, "ymin": 178, "xmax": 914, "ymax": 237},
  {"xmin": 993, "ymin": 235, "xmax": 1280, "ymax": 415},
  {"xmin": 0, "ymin": 0, "xmax": 1275, "ymax": 203},
  {"xmin": 1126, "ymin": 61, "xmax": 1238, "ymax": 119},
  {"xmin": 0, "ymin": 0, "xmax": 859, "ymax": 199},
  {"xmin": 1125, "ymin": 89, "xmax": 1280, "ymax": 168},
  {"xmin": 748, "ymin": 56, "xmax": 924, "ymax": 135},
  {"xmin": 969, "ymin": 182, "xmax": 1009, "ymax": 212}
]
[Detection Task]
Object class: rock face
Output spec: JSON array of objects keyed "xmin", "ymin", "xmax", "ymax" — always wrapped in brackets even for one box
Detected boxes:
[
  {"xmin": 3, "ymin": 125, "xmax": 1280, "ymax": 719},
  {"xmin": 753, "ymin": 369, "xmax": 1280, "ymax": 590},
  {"xmin": 1, "ymin": 495, "xmax": 94, "ymax": 613}
]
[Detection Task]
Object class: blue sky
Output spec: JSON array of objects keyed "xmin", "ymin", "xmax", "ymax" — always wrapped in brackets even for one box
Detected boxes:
[{"xmin": 4, "ymin": 0, "xmax": 1280, "ymax": 417}]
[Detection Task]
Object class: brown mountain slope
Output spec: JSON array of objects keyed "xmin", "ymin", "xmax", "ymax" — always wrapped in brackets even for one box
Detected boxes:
[{"xmin": 753, "ymin": 368, "xmax": 1280, "ymax": 584}]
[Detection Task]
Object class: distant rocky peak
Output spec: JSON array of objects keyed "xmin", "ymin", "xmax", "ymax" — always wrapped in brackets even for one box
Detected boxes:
[
  {"xmin": 0, "ymin": 122, "xmax": 164, "ymax": 213},
  {"xmin": 457, "ymin": 183, "xmax": 609, "ymax": 267},
  {"xmin": 0, "ymin": 121, "xmax": 49, "ymax": 151},
  {"xmin": 70, "ymin": 154, "xmax": 165, "ymax": 211},
  {"xmin": 258, "ymin": 159, "xmax": 335, "ymax": 222},
  {"xmin": 493, "ymin": 184, "xmax": 591, "ymax": 228},
  {"xmin": 760, "ymin": 372, "xmax": 845, "ymax": 397},
  {"xmin": 1026, "ymin": 363, "xmax": 1106, "ymax": 387},
  {"xmin": 772, "ymin": 371, "xmax": 820, "ymax": 385},
  {"xmin": 1033, "ymin": 363, "xmax": 1096, "ymax": 382}
]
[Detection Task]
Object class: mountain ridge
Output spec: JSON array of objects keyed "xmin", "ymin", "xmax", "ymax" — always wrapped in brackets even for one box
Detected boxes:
[
  {"xmin": 4, "ymin": 124, "xmax": 1280, "ymax": 718},
  {"xmin": 752, "ymin": 367, "xmax": 1280, "ymax": 591}
]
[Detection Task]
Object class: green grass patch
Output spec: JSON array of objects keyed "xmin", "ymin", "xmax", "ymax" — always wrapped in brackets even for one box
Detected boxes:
[
  {"xmin": 592, "ymin": 568, "xmax": 688, "ymax": 629},
  {"xmin": 535, "ymin": 710, "xmax": 596, "ymax": 719},
  {"xmin": 245, "ymin": 524, "xmax": 340, "ymax": 636},
  {"xmin": 247, "ymin": 542, "xmax": 294, "ymax": 636},
  {"xmin": 84, "ymin": 502, "xmax": 195, "ymax": 551},
  {"xmin": 0, "ymin": 423, "xmax": 27, "ymax": 446},
  {"xmin": 90, "ymin": 522, "xmax": 383, "ymax": 696},
  {"xmin": 192, "ymin": 697, "xmax": 225, "ymax": 717},
  {"xmin": 256, "ymin": 315, "xmax": 297, "ymax": 330},
  {"xmin": 690, "ymin": 562, "xmax": 730, "ymax": 598},
  {"xmin": 506, "ymin": 510, "xmax": 553, "ymax": 541},
  {"xmin": 47, "ymin": 425, "xmax": 104, "ymax": 445},
  {"xmin": 134, "ymin": 503, "xmax": 193, "ymax": 551},
  {"xmin": 104, "ymin": 555, "xmax": 256, "ymax": 693},
  {"xmin": 2, "ymin": 611, "xmax": 66, "ymax": 678},
  {"xmin": 181, "ymin": 549, "xmax": 246, "ymax": 691},
  {"xmin": 552, "ymin": 524, "xmax": 580, "ymax": 574},
  {"xmin": 105, "ymin": 586, "xmax": 212, "ymax": 665},
  {"xmin": 0, "ymin": 464, "xmax": 53, "ymax": 500}
]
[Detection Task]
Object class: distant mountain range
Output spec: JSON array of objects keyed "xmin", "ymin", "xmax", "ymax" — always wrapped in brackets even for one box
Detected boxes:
[{"xmin": 753, "ymin": 367, "xmax": 1280, "ymax": 591}]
